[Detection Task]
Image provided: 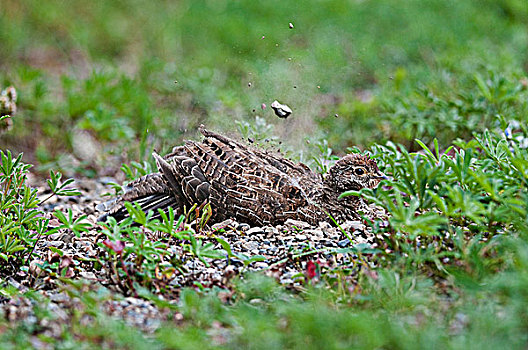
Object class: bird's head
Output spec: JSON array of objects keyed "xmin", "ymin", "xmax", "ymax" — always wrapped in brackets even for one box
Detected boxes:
[{"xmin": 324, "ymin": 154, "xmax": 386, "ymax": 192}]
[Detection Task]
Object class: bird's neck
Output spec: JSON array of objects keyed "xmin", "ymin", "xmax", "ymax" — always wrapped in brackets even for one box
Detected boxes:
[{"xmin": 317, "ymin": 184, "xmax": 361, "ymax": 207}]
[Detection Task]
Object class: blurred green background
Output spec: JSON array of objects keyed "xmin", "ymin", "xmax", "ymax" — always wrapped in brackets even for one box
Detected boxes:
[
  {"xmin": 2, "ymin": 2, "xmax": 528, "ymax": 347},
  {"xmin": 1, "ymin": 0, "xmax": 527, "ymax": 175}
]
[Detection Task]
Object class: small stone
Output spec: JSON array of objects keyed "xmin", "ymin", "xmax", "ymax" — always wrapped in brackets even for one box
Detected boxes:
[
  {"xmin": 319, "ymin": 221, "xmax": 332, "ymax": 230},
  {"xmin": 49, "ymin": 241, "xmax": 64, "ymax": 248},
  {"xmin": 236, "ymin": 223, "xmax": 250, "ymax": 231},
  {"xmin": 79, "ymin": 271, "xmax": 96, "ymax": 280},
  {"xmin": 247, "ymin": 227, "xmax": 264, "ymax": 235},
  {"xmin": 271, "ymin": 100, "xmax": 292, "ymax": 119},
  {"xmin": 212, "ymin": 219, "xmax": 236, "ymax": 231},
  {"xmin": 254, "ymin": 262, "xmax": 269, "ymax": 269},
  {"xmin": 264, "ymin": 227, "xmax": 277, "ymax": 234},
  {"xmin": 125, "ymin": 297, "xmax": 140, "ymax": 305},
  {"xmin": 83, "ymin": 206, "xmax": 95, "ymax": 215},
  {"xmin": 306, "ymin": 229, "xmax": 323, "ymax": 238},
  {"xmin": 341, "ymin": 221, "xmax": 365, "ymax": 231},
  {"xmin": 285, "ymin": 219, "xmax": 311, "ymax": 229},
  {"xmin": 338, "ymin": 239, "xmax": 351, "ymax": 248}
]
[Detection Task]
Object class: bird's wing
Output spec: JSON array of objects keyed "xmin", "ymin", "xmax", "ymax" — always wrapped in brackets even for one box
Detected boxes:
[
  {"xmin": 155, "ymin": 151, "xmax": 210, "ymax": 206},
  {"xmin": 180, "ymin": 127, "xmax": 310, "ymax": 225}
]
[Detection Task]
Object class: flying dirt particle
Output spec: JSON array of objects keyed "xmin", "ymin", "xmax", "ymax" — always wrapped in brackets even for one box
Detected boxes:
[{"xmin": 271, "ymin": 100, "xmax": 292, "ymax": 119}]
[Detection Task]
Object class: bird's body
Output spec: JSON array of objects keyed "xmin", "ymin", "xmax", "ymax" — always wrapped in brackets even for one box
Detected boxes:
[{"xmin": 99, "ymin": 126, "xmax": 385, "ymax": 226}]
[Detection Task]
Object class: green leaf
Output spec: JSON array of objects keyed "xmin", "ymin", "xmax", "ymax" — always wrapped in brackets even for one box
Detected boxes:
[
  {"xmin": 216, "ymin": 237, "xmax": 233, "ymax": 257},
  {"xmin": 415, "ymin": 139, "xmax": 437, "ymax": 163}
]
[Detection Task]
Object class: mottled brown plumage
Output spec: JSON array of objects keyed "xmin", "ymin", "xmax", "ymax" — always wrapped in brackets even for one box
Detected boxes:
[{"xmin": 98, "ymin": 126, "xmax": 385, "ymax": 226}]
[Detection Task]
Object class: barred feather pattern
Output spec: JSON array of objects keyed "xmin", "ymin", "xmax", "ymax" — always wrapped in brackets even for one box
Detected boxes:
[{"xmin": 98, "ymin": 126, "xmax": 385, "ymax": 226}]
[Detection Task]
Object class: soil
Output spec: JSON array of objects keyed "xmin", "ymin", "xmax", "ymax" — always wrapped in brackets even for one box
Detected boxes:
[{"xmin": 1, "ymin": 177, "xmax": 385, "ymax": 336}]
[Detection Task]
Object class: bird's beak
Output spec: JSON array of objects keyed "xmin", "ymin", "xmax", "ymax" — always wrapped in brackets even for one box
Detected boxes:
[
  {"xmin": 373, "ymin": 172, "xmax": 389, "ymax": 181},
  {"xmin": 368, "ymin": 172, "xmax": 389, "ymax": 189}
]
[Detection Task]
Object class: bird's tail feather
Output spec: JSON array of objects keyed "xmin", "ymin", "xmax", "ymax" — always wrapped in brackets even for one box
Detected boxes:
[
  {"xmin": 97, "ymin": 172, "xmax": 179, "ymax": 223},
  {"xmin": 97, "ymin": 193, "xmax": 180, "ymax": 223}
]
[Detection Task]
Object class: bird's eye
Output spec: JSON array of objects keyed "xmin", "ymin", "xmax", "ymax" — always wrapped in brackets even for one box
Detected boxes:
[{"xmin": 354, "ymin": 168, "xmax": 365, "ymax": 175}]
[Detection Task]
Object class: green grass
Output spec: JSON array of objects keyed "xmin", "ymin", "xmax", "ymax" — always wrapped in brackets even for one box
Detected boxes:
[
  {"xmin": 1, "ymin": 0, "xmax": 528, "ymax": 348},
  {"xmin": 1, "ymin": 0, "xmax": 527, "ymax": 169}
]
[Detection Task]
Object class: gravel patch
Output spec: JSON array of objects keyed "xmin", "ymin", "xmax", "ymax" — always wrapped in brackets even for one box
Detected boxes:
[{"xmin": 1, "ymin": 177, "xmax": 386, "ymax": 333}]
